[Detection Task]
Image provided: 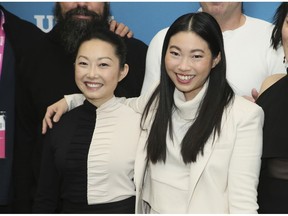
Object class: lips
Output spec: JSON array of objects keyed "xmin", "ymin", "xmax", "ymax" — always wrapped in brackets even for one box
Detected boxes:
[
  {"xmin": 85, "ymin": 82, "xmax": 103, "ymax": 88},
  {"xmin": 73, "ymin": 15, "xmax": 92, "ymax": 20},
  {"xmin": 176, "ymin": 73, "xmax": 195, "ymax": 82}
]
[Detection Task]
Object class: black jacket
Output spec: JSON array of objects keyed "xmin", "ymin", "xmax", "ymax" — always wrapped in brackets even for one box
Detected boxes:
[{"xmin": 0, "ymin": 5, "xmax": 45, "ymax": 208}]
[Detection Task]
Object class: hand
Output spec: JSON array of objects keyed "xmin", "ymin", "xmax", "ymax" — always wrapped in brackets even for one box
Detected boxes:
[
  {"xmin": 42, "ymin": 98, "xmax": 68, "ymax": 134},
  {"xmin": 109, "ymin": 19, "xmax": 134, "ymax": 38},
  {"xmin": 251, "ymin": 88, "xmax": 259, "ymax": 101},
  {"xmin": 242, "ymin": 88, "xmax": 259, "ymax": 103}
]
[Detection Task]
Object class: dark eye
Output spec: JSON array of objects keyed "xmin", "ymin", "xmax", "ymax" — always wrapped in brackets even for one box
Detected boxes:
[
  {"xmin": 170, "ymin": 51, "xmax": 179, "ymax": 56},
  {"xmin": 99, "ymin": 63, "xmax": 109, "ymax": 67},
  {"xmin": 79, "ymin": 61, "xmax": 88, "ymax": 66},
  {"xmin": 192, "ymin": 55, "xmax": 203, "ymax": 59}
]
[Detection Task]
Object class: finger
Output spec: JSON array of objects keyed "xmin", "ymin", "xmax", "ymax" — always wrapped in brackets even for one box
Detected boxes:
[
  {"xmin": 115, "ymin": 22, "xmax": 125, "ymax": 36},
  {"xmin": 42, "ymin": 114, "xmax": 53, "ymax": 134},
  {"xmin": 109, "ymin": 20, "xmax": 117, "ymax": 32},
  {"xmin": 42, "ymin": 118, "xmax": 48, "ymax": 134},
  {"xmin": 120, "ymin": 26, "xmax": 130, "ymax": 37},
  {"xmin": 127, "ymin": 31, "xmax": 134, "ymax": 38},
  {"xmin": 46, "ymin": 114, "xmax": 53, "ymax": 128},
  {"xmin": 45, "ymin": 108, "xmax": 55, "ymax": 126},
  {"xmin": 251, "ymin": 88, "xmax": 259, "ymax": 100},
  {"xmin": 53, "ymin": 112, "xmax": 61, "ymax": 123}
]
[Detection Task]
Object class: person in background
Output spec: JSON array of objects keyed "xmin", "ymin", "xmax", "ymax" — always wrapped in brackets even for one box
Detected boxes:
[
  {"xmin": 33, "ymin": 27, "xmax": 141, "ymax": 213},
  {"xmin": 141, "ymin": 2, "xmax": 285, "ymax": 100},
  {"xmin": 42, "ymin": 12, "xmax": 264, "ymax": 213},
  {"xmin": 0, "ymin": 5, "xmax": 46, "ymax": 213},
  {"xmin": 256, "ymin": 2, "xmax": 288, "ymax": 213},
  {"xmin": 12, "ymin": 2, "xmax": 147, "ymax": 213}
]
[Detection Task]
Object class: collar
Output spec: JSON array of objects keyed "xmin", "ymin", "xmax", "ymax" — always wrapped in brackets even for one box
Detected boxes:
[
  {"xmin": 85, "ymin": 96, "xmax": 122, "ymax": 114},
  {"xmin": 173, "ymin": 79, "xmax": 209, "ymax": 120}
]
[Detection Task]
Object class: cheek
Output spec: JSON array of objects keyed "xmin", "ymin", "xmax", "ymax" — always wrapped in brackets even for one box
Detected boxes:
[
  {"xmin": 91, "ymin": 3, "xmax": 105, "ymax": 15},
  {"xmin": 104, "ymin": 71, "xmax": 120, "ymax": 84},
  {"xmin": 59, "ymin": 3, "xmax": 72, "ymax": 15},
  {"xmin": 282, "ymin": 26, "xmax": 288, "ymax": 45},
  {"xmin": 164, "ymin": 56, "xmax": 175, "ymax": 72},
  {"xmin": 75, "ymin": 70, "xmax": 84, "ymax": 84},
  {"xmin": 282, "ymin": 27, "xmax": 288, "ymax": 59}
]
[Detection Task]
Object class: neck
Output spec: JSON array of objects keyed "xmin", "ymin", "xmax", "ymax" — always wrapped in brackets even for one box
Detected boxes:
[{"xmin": 216, "ymin": 13, "xmax": 246, "ymax": 32}]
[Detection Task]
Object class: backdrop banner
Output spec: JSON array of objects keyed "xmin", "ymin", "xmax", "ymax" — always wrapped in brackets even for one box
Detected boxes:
[{"xmin": 1, "ymin": 2, "xmax": 281, "ymax": 45}]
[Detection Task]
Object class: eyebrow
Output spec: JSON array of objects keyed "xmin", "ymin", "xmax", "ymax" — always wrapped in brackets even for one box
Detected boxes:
[
  {"xmin": 77, "ymin": 55, "xmax": 113, "ymax": 61},
  {"xmin": 169, "ymin": 45, "xmax": 205, "ymax": 53}
]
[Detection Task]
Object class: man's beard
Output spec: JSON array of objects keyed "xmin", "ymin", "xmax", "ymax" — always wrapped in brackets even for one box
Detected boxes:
[{"xmin": 55, "ymin": 6, "xmax": 108, "ymax": 55}]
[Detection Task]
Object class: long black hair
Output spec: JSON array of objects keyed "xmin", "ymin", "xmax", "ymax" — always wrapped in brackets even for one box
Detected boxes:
[
  {"xmin": 271, "ymin": 3, "xmax": 288, "ymax": 50},
  {"xmin": 142, "ymin": 12, "xmax": 234, "ymax": 164}
]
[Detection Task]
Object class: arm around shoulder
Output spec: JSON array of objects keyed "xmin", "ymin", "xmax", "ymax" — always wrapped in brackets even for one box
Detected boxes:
[
  {"xmin": 42, "ymin": 94, "xmax": 85, "ymax": 134},
  {"xmin": 141, "ymin": 28, "xmax": 168, "ymax": 94}
]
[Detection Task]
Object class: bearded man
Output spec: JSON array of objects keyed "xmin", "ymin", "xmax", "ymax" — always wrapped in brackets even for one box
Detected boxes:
[{"xmin": 12, "ymin": 2, "xmax": 147, "ymax": 212}]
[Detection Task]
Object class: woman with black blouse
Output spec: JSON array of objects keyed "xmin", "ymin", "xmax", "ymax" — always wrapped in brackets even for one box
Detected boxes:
[
  {"xmin": 256, "ymin": 2, "xmax": 288, "ymax": 213},
  {"xmin": 33, "ymin": 28, "xmax": 141, "ymax": 213}
]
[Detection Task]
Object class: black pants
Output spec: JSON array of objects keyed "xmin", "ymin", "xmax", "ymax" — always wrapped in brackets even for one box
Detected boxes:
[{"xmin": 61, "ymin": 196, "xmax": 136, "ymax": 214}]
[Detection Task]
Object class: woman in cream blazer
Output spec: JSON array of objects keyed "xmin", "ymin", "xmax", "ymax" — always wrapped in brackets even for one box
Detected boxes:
[{"xmin": 133, "ymin": 12, "xmax": 263, "ymax": 213}]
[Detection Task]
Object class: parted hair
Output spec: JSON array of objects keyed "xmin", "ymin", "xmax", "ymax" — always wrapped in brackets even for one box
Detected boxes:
[{"xmin": 142, "ymin": 12, "xmax": 234, "ymax": 164}]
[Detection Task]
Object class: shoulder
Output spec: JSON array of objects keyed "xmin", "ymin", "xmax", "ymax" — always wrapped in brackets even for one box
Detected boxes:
[
  {"xmin": 3, "ymin": 7, "xmax": 45, "ymax": 49},
  {"xmin": 156, "ymin": 27, "xmax": 169, "ymax": 36},
  {"xmin": 259, "ymin": 73, "xmax": 287, "ymax": 96},
  {"xmin": 245, "ymin": 15, "xmax": 272, "ymax": 26},
  {"xmin": 3, "ymin": 7, "xmax": 44, "ymax": 35},
  {"xmin": 151, "ymin": 27, "xmax": 169, "ymax": 43},
  {"xmin": 115, "ymin": 97, "xmax": 140, "ymax": 114},
  {"xmin": 147, "ymin": 27, "xmax": 169, "ymax": 54},
  {"xmin": 233, "ymin": 95, "xmax": 262, "ymax": 111},
  {"xmin": 54, "ymin": 104, "xmax": 85, "ymax": 128},
  {"xmin": 229, "ymin": 96, "xmax": 264, "ymax": 121},
  {"xmin": 245, "ymin": 15, "xmax": 273, "ymax": 32}
]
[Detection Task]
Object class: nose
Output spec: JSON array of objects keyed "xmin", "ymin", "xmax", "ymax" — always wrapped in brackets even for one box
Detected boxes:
[
  {"xmin": 75, "ymin": 2, "xmax": 88, "ymax": 7},
  {"xmin": 87, "ymin": 66, "xmax": 98, "ymax": 79},
  {"xmin": 178, "ymin": 57, "xmax": 191, "ymax": 71}
]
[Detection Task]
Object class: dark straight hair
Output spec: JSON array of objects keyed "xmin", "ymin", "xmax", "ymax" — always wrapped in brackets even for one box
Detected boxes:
[
  {"xmin": 271, "ymin": 2, "xmax": 288, "ymax": 50},
  {"xmin": 142, "ymin": 12, "xmax": 234, "ymax": 164}
]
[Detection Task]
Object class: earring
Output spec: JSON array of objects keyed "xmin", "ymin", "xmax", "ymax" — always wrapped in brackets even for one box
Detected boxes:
[{"xmin": 283, "ymin": 56, "xmax": 288, "ymax": 71}]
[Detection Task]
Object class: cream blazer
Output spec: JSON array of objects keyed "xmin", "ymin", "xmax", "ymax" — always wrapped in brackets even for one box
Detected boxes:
[{"xmin": 134, "ymin": 95, "xmax": 264, "ymax": 214}]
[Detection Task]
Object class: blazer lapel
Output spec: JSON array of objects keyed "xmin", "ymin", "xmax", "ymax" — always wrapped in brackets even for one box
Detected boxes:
[{"xmin": 187, "ymin": 136, "xmax": 217, "ymax": 205}]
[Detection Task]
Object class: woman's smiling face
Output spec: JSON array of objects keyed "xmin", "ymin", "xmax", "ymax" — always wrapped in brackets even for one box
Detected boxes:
[
  {"xmin": 75, "ymin": 38, "xmax": 128, "ymax": 107},
  {"xmin": 165, "ymin": 31, "xmax": 220, "ymax": 101}
]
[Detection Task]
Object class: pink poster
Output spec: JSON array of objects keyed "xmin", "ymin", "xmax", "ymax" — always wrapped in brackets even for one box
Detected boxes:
[
  {"xmin": 0, "ymin": 129, "xmax": 5, "ymax": 158},
  {"xmin": 0, "ymin": 114, "xmax": 5, "ymax": 158}
]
